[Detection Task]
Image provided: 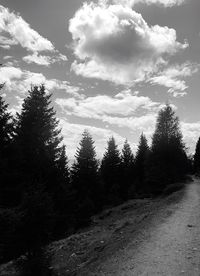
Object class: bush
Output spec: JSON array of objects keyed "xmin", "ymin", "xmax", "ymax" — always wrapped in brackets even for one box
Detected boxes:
[
  {"xmin": 162, "ymin": 182, "xmax": 185, "ymax": 196},
  {"xmin": 0, "ymin": 208, "xmax": 23, "ymax": 263},
  {"xmin": 19, "ymin": 186, "xmax": 55, "ymax": 254}
]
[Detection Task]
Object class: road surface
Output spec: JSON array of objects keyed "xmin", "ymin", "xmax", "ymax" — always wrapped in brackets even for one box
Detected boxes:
[{"xmin": 79, "ymin": 178, "xmax": 200, "ymax": 275}]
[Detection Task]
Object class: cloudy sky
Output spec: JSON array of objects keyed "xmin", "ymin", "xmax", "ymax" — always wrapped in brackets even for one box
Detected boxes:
[{"xmin": 0, "ymin": 0, "xmax": 200, "ymax": 159}]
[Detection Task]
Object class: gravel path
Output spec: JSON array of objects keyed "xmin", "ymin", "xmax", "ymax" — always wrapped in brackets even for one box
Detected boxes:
[{"xmin": 83, "ymin": 178, "xmax": 200, "ymax": 276}]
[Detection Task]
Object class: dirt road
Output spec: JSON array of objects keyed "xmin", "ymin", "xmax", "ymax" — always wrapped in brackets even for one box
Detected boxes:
[
  {"xmin": 1, "ymin": 178, "xmax": 200, "ymax": 276},
  {"xmin": 78, "ymin": 178, "xmax": 200, "ymax": 275}
]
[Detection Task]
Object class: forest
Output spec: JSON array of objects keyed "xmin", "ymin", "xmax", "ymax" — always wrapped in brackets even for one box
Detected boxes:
[{"xmin": 1, "ymin": 83, "xmax": 200, "ymax": 274}]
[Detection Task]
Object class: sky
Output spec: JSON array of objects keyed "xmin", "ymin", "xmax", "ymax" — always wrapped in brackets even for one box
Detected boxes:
[{"xmin": 0, "ymin": 0, "xmax": 200, "ymax": 159}]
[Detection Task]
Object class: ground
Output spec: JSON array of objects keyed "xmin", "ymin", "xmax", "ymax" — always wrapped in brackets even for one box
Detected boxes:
[{"xmin": 1, "ymin": 177, "xmax": 200, "ymax": 275}]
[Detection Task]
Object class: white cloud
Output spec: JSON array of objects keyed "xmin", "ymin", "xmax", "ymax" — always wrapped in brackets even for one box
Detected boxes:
[
  {"xmin": 59, "ymin": 119, "xmax": 127, "ymax": 159},
  {"xmin": 107, "ymin": 0, "xmax": 185, "ymax": 8},
  {"xmin": 56, "ymin": 90, "xmax": 160, "ymax": 118},
  {"xmin": 69, "ymin": 2, "xmax": 188, "ymax": 85},
  {"xmin": 0, "ymin": 66, "xmax": 23, "ymax": 86},
  {"xmin": 59, "ymin": 116, "xmax": 199, "ymax": 160},
  {"xmin": 55, "ymin": 91, "xmax": 161, "ymax": 142},
  {"xmin": 0, "ymin": 5, "xmax": 54, "ymax": 52},
  {"xmin": 0, "ymin": 34, "xmax": 17, "ymax": 49},
  {"xmin": 23, "ymin": 53, "xmax": 52, "ymax": 66},
  {"xmin": 23, "ymin": 52, "xmax": 68, "ymax": 66},
  {"xmin": 0, "ymin": 5, "xmax": 68, "ymax": 65},
  {"xmin": 0, "ymin": 66, "xmax": 82, "ymax": 98},
  {"xmin": 181, "ymin": 122, "xmax": 200, "ymax": 154},
  {"xmin": 149, "ymin": 62, "xmax": 199, "ymax": 97}
]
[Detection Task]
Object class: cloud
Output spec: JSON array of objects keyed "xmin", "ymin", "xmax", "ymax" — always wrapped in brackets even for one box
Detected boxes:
[
  {"xmin": 0, "ymin": 66, "xmax": 82, "ymax": 99},
  {"xmin": 181, "ymin": 122, "xmax": 200, "ymax": 153},
  {"xmin": 0, "ymin": 5, "xmax": 68, "ymax": 65},
  {"xmin": 55, "ymin": 90, "xmax": 161, "ymax": 141},
  {"xmin": 149, "ymin": 62, "xmax": 199, "ymax": 97},
  {"xmin": 23, "ymin": 52, "xmax": 68, "ymax": 66},
  {"xmin": 23, "ymin": 53, "xmax": 52, "ymax": 66},
  {"xmin": 56, "ymin": 89, "xmax": 160, "ymax": 118},
  {"xmin": 106, "ymin": 0, "xmax": 185, "ymax": 8},
  {"xmin": 0, "ymin": 5, "xmax": 54, "ymax": 52},
  {"xmin": 0, "ymin": 34, "xmax": 17, "ymax": 49},
  {"xmin": 59, "ymin": 119, "xmax": 128, "ymax": 159},
  {"xmin": 69, "ymin": 2, "xmax": 188, "ymax": 85},
  {"xmin": 59, "ymin": 115, "xmax": 198, "ymax": 161},
  {"xmin": 0, "ymin": 66, "xmax": 23, "ymax": 85}
]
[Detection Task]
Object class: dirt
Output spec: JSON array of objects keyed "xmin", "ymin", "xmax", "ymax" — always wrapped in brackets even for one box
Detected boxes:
[
  {"xmin": 77, "ymin": 178, "xmax": 200, "ymax": 276},
  {"xmin": 1, "ymin": 178, "xmax": 200, "ymax": 276}
]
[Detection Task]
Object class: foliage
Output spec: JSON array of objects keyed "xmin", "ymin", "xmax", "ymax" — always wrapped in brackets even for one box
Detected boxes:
[
  {"xmin": 70, "ymin": 130, "xmax": 101, "ymax": 226},
  {"xmin": 101, "ymin": 137, "xmax": 122, "ymax": 204},
  {"xmin": 0, "ymin": 208, "xmax": 23, "ymax": 263},
  {"xmin": 121, "ymin": 139, "xmax": 134, "ymax": 199},
  {"xmin": 146, "ymin": 104, "xmax": 188, "ymax": 194},
  {"xmin": 0, "ymin": 84, "xmax": 16, "ymax": 206},
  {"xmin": 134, "ymin": 134, "xmax": 149, "ymax": 190},
  {"xmin": 194, "ymin": 137, "xmax": 200, "ymax": 174},
  {"xmin": 19, "ymin": 185, "xmax": 55, "ymax": 254}
]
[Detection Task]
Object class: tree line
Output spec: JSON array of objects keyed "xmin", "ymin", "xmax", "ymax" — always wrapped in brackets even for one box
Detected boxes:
[{"xmin": 0, "ymin": 83, "xmax": 198, "ymax": 267}]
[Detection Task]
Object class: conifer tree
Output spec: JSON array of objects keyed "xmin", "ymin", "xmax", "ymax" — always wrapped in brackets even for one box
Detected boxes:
[
  {"xmin": 121, "ymin": 139, "xmax": 134, "ymax": 199},
  {"xmin": 147, "ymin": 104, "xmax": 187, "ymax": 193},
  {"xmin": 194, "ymin": 137, "xmax": 200, "ymax": 174},
  {"xmin": 134, "ymin": 134, "xmax": 149, "ymax": 193},
  {"xmin": 70, "ymin": 130, "xmax": 100, "ymax": 226},
  {"xmin": 101, "ymin": 137, "xmax": 122, "ymax": 203},
  {"xmin": 122, "ymin": 139, "xmax": 134, "ymax": 168},
  {"xmin": 15, "ymin": 85, "xmax": 70, "ymax": 227},
  {"xmin": 15, "ymin": 85, "xmax": 66, "ymax": 188},
  {"xmin": 0, "ymin": 85, "xmax": 15, "ymax": 206},
  {"xmin": 0, "ymin": 86, "xmax": 13, "ymax": 150}
]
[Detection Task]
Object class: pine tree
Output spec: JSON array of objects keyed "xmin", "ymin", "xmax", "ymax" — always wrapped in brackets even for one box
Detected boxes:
[
  {"xmin": 121, "ymin": 139, "xmax": 134, "ymax": 199},
  {"xmin": 134, "ymin": 134, "xmax": 149, "ymax": 193},
  {"xmin": 70, "ymin": 130, "xmax": 100, "ymax": 226},
  {"xmin": 194, "ymin": 137, "xmax": 200, "ymax": 174},
  {"xmin": 101, "ymin": 137, "xmax": 122, "ymax": 204},
  {"xmin": 147, "ymin": 104, "xmax": 188, "ymax": 193}
]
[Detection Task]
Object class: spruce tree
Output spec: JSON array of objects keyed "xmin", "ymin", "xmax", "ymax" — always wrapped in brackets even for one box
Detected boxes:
[
  {"xmin": 15, "ymin": 85, "xmax": 70, "ymax": 235},
  {"xmin": 70, "ymin": 130, "xmax": 100, "ymax": 226},
  {"xmin": 0, "ymin": 86, "xmax": 13, "ymax": 150},
  {"xmin": 0, "ymin": 85, "xmax": 15, "ymax": 206},
  {"xmin": 134, "ymin": 134, "xmax": 149, "ymax": 194},
  {"xmin": 101, "ymin": 137, "xmax": 122, "ymax": 204},
  {"xmin": 15, "ymin": 85, "xmax": 66, "ymax": 189},
  {"xmin": 121, "ymin": 139, "xmax": 134, "ymax": 199},
  {"xmin": 194, "ymin": 137, "xmax": 200, "ymax": 174},
  {"xmin": 148, "ymin": 104, "xmax": 187, "ymax": 193}
]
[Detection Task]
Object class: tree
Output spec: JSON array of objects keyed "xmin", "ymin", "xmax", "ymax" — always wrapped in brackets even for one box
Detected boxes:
[
  {"xmin": 70, "ymin": 130, "xmax": 100, "ymax": 226},
  {"xmin": 0, "ymin": 86, "xmax": 13, "ymax": 149},
  {"xmin": 15, "ymin": 85, "xmax": 70, "ymax": 236},
  {"xmin": 15, "ymin": 85, "xmax": 67, "ymax": 190},
  {"xmin": 134, "ymin": 134, "xmax": 149, "ymax": 194},
  {"xmin": 0, "ymin": 84, "xmax": 15, "ymax": 206},
  {"xmin": 121, "ymin": 139, "xmax": 134, "ymax": 199},
  {"xmin": 147, "ymin": 104, "xmax": 188, "ymax": 193},
  {"xmin": 194, "ymin": 137, "xmax": 200, "ymax": 174},
  {"xmin": 100, "ymin": 137, "xmax": 122, "ymax": 204}
]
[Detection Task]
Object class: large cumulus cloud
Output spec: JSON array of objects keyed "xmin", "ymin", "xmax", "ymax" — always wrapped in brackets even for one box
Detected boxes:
[{"xmin": 69, "ymin": 2, "xmax": 188, "ymax": 85}]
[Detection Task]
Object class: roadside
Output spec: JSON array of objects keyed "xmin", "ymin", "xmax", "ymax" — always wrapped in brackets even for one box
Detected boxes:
[
  {"xmin": 1, "ymin": 179, "xmax": 194, "ymax": 276},
  {"xmin": 49, "ymin": 180, "xmax": 187, "ymax": 275}
]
